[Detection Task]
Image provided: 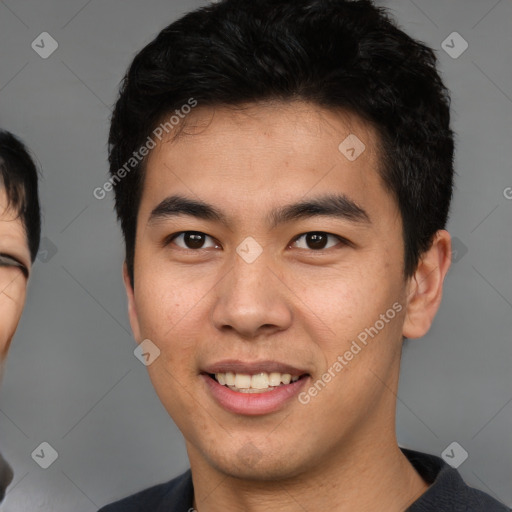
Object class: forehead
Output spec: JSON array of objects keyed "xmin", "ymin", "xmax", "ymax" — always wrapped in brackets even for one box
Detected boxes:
[
  {"xmin": 140, "ymin": 101, "xmax": 397, "ymax": 226},
  {"xmin": 163, "ymin": 101, "xmax": 378, "ymax": 153}
]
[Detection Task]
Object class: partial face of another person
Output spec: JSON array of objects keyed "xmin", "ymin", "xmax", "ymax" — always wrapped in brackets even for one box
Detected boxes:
[
  {"xmin": 124, "ymin": 101, "xmax": 448, "ymax": 480},
  {"xmin": 0, "ymin": 187, "xmax": 30, "ymax": 382}
]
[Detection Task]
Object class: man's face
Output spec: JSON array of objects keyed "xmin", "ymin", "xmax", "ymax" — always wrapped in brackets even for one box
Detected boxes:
[
  {"xmin": 0, "ymin": 187, "xmax": 30, "ymax": 381},
  {"xmin": 126, "ymin": 102, "xmax": 414, "ymax": 479}
]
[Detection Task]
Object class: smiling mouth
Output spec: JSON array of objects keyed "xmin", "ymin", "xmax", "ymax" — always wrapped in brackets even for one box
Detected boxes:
[{"xmin": 207, "ymin": 372, "xmax": 309, "ymax": 393}]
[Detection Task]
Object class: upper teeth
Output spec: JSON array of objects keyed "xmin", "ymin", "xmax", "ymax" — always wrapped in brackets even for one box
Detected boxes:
[{"xmin": 215, "ymin": 372, "xmax": 300, "ymax": 390}]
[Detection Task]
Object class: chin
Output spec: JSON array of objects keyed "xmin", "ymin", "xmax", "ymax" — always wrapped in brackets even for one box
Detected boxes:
[
  {"xmin": 219, "ymin": 461, "xmax": 302, "ymax": 482},
  {"xmin": 202, "ymin": 443, "xmax": 310, "ymax": 482}
]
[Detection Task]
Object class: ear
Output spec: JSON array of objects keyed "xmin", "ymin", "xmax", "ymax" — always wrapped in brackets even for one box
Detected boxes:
[
  {"xmin": 402, "ymin": 230, "xmax": 452, "ymax": 339},
  {"xmin": 123, "ymin": 261, "xmax": 142, "ymax": 342}
]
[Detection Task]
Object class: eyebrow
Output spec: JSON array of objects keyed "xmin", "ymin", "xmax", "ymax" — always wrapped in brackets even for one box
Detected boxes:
[{"xmin": 148, "ymin": 193, "xmax": 371, "ymax": 229}]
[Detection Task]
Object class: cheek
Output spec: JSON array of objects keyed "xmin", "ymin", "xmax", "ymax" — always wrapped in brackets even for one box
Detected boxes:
[
  {"xmin": 0, "ymin": 294, "xmax": 25, "ymax": 358},
  {"xmin": 133, "ymin": 266, "xmax": 210, "ymax": 351},
  {"xmin": 290, "ymin": 261, "xmax": 402, "ymax": 346}
]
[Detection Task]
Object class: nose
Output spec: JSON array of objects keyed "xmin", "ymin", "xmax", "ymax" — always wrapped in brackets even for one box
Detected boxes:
[{"xmin": 211, "ymin": 248, "xmax": 293, "ymax": 340}]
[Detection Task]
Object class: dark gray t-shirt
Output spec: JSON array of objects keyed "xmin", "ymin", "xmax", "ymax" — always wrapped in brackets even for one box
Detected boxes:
[{"xmin": 98, "ymin": 448, "xmax": 510, "ymax": 511}]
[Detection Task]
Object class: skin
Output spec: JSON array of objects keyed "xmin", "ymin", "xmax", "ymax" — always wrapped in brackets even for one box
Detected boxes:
[
  {"xmin": 0, "ymin": 187, "xmax": 31, "ymax": 384},
  {"xmin": 123, "ymin": 101, "xmax": 451, "ymax": 511}
]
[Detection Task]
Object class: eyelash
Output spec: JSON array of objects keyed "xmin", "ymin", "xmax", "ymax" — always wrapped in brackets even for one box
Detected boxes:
[{"xmin": 163, "ymin": 231, "xmax": 350, "ymax": 252}]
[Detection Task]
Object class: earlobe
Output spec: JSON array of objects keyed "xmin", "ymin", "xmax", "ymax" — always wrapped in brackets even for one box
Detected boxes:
[
  {"xmin": 402, "ymin": 230, "xmax": 452, "ymax": 339},
  {"xmin": 122, "ymin": 262, "xmax": 142, "ymax": 342}
]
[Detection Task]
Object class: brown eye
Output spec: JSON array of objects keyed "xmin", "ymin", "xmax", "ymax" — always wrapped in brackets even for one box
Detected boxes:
[
  {"xmin": 169, "ymin": 231, "xmax": 220, "ymax": 250},
  {"xmin": 291, "ymin": 232, "xmax": 346, "ymax": 251}
]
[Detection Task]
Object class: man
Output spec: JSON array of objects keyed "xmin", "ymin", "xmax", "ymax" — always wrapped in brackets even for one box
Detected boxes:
[
  {"xmin": 0, "ymin": 130, "xmax": 41, "ymax": 501},
  {"xmin": 99, "ymin": 0, "xmax": 509, "ymax": 510}
]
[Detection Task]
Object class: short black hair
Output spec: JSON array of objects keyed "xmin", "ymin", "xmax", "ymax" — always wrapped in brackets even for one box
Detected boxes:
[
  {"xmin": 108, "ymin": 0, "xmax": 454, "ymax": 286},
  {"xmin": 0, "ymin": 130, "xmax": 41, "ymax": 263}
]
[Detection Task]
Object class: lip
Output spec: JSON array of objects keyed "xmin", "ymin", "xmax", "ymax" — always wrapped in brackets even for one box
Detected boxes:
[
  {"xmin": 202, "ymin": 373, "xmax": 310, "ymax": 416},
  {"xmin": 202, "ymin": 359, "xmax": 309, "ymax": 376}
]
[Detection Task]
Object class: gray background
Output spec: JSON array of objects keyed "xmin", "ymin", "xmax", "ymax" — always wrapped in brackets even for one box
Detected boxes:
[{"xmin": 0, "ymin": 0, "xmax": 510, "ymax": 510}]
